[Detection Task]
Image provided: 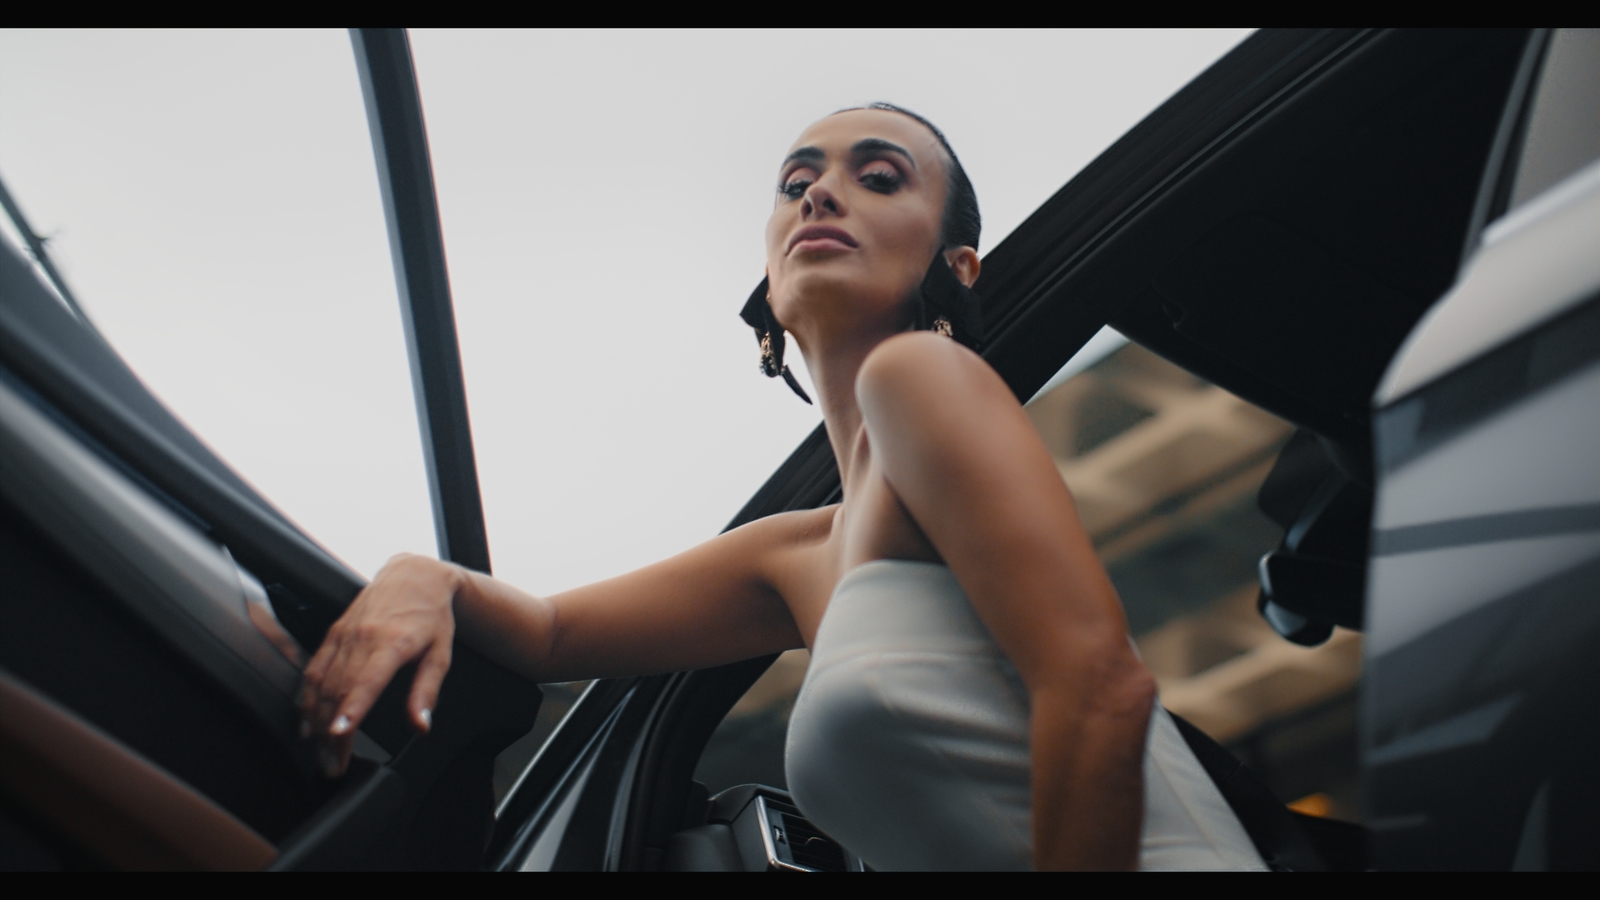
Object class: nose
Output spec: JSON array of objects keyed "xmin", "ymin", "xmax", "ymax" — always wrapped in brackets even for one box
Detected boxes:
[{"xmin": 800, "ymin": 174, "xmax": 844, "ymax": 219}]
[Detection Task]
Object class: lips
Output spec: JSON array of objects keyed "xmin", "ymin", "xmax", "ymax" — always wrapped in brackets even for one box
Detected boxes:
[{"xmin": 788, "ymin": 225, "xmax": 859, "ymax": 254}]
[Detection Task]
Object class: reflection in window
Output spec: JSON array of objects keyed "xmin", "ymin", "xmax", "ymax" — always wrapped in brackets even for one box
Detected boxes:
[
  {"xmin": 1052, "ymin": 345, "xmax": 1361, "ymax": 822},
  {"xmin": 695, "ymin": 342, "xmax": 1364, "ymax": 821}
]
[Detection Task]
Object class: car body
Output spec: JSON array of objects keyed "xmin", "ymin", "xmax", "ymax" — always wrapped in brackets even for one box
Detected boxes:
[{"xmin": 0, "ymin": 28, "xmax": 1593, "ymax": 870}]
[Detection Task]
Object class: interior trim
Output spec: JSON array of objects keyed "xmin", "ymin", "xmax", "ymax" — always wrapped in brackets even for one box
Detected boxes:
[
  {"xmin": 0, "ymin": 372, "xmax": 304, "ymax": 734},
  {"xmin": 0, "ymin": 668, "xmax": 276, "ymax": 870}
]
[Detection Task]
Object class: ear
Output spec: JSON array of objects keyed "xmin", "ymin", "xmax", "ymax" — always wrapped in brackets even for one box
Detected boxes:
[{"xmin": 943, "ymin": 246, "xmax": 981, "ymax": 288}]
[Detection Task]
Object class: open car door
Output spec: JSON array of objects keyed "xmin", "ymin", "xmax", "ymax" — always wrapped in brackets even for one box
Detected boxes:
[{"xmin": 0, "ymin": 29, "xmax": 540, "ymax": 870}]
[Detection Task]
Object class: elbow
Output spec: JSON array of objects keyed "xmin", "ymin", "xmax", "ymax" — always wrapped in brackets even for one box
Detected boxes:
[
  {"xmin": 1032, "ymin": 639, "xmax": 1157, "ymax": 724},
  {"xmin": 1107, "ymin": 655, "xmax": 1158, "ymax": 723}
]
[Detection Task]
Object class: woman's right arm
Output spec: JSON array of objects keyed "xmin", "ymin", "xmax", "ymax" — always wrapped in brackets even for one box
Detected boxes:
[{"xmin": 299, "ymin": 510, "xmax": 819, "ymax": 775}]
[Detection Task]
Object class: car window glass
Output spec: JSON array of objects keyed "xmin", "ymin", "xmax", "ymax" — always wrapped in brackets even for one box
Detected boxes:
[
  {"xmin": 0, "ymin": 29, "xmax": 436, "ymax": 577},
  {"xmin": 698, "ymin": 341, "xmax": 1366, "ymax": 822},
  {"xmin": 1507, "ymin": 28, "xmax": 1600, "ymax": 212}
]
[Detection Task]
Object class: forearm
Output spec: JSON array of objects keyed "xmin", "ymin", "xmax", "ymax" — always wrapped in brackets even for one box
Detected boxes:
[
  {"xmin": 450, "ymin": 567, "xmax": 558, "ymax": 681},
  {"xmin": 1029, "ymin": 653, "xmax": 1157, "ymax": 871},
  {"xmin": 303, "ymin": 532, "xmax": 799, "ymax": 779},
  {"xmin": 448, "ymin": 538, "xmax": 804, "ymax": 684}
]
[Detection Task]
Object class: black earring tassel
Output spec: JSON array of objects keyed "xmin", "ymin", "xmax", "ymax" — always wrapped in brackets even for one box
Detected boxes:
[{"xmin": 781, "ymin": 365, "xmax": 813, "ymax": 404}]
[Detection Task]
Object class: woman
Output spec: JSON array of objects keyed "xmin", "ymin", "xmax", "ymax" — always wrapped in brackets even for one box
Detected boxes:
[{"xmin": 299, "ymin": 104, "xmax": 1265, "ymax": 871}]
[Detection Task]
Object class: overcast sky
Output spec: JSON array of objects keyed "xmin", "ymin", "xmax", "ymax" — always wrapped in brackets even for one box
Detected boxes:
[{"xmin": 0, "ymin": 28, "xmax": 1250, "ymax": 593}]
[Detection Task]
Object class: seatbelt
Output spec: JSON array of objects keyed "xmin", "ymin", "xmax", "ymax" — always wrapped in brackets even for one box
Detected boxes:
[{"xmin": 1166, "ymin": 710, "xmax": 1328, "ymax": 871}]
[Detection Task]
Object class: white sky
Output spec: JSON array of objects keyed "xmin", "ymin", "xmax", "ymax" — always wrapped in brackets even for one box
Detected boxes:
[{"xmin": 0, "ymin": 28, "xmax": 1250, "ymax": 593}]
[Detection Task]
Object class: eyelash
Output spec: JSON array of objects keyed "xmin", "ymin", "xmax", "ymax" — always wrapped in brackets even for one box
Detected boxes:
[
  {"xmin": 778, "ymin": 167, "xmax": 903, "ymax": 200},
  {"xmin": 860, "ymin": 170, "xmax": 902, "ymax": 194}
]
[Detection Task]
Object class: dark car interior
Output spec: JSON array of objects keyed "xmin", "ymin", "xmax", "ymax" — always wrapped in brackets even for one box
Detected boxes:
[{"xmin": 0, "ymin": 28, "xmax": 1562, "ymax": 870}]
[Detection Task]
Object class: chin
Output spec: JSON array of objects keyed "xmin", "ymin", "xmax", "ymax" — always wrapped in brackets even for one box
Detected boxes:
[{"xmin": 780, "ymin": 268, "xmax": 900, "ymax": 320}]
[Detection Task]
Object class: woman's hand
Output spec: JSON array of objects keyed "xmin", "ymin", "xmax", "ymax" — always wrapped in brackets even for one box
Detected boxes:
[{"xmin": 300, "ymin": 553, "xmax": 464, "ymax": 777}]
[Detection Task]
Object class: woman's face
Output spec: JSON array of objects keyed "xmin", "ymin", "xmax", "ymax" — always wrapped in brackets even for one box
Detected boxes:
[{"xmin": 765, "ymin": 109, "xmax": 953, "ymax": 347}]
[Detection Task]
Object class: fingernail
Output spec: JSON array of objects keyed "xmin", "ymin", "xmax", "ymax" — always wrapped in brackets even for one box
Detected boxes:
[
  {"xmin": 299, "ymin": 718, "xmax": 311, "ymax": 739},
  {"xmin": 418, "ymin": 708, "xmax": 432, "ymax": 730},
  {"xmin": 330, "ymin": 714, "xmax": 351, "ymax": 736},
  {"xmin": 318, "ymin": 746, "xmax": 340, "ymax": 779}
]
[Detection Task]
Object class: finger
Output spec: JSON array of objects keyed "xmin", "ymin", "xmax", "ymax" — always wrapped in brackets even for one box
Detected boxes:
[
  {"xmin": 301, "ymin": 619, "xmax": 351, "ymax": 716},
  {"xmin": 314, "ymin": 649, "xmax": 395, "ymax": 779},
  {"xmin": 315, "ymin": 628, "xmax": 373, "ymax": 733},
  {"xmin": 408, "ymin": 640, "xmax": 454, "ymax": 733},
  {"xmin": 312, "ymin": 664, "xmax": 343, "ymax": 737},
  {"xmin": 302, "ymin": 625, "xmax": 340, "ymax": 684},
  {"xmin": 300, "ymin": 636, "xmax": 343, "ymax": 735},
  {"xmin": 333, "ymin": 729, "xmax": 356, "ymax": 778},
  {"xmin": 301, "ymin": 621, "xmax": 347, "ymax": 706},
  {"xmin": 327, "ymin": 643, "xmax": 412, "ymax": 739},
  {"xmin": 320, "ymin": 720, "xmax": 357, "ymax": 779}
]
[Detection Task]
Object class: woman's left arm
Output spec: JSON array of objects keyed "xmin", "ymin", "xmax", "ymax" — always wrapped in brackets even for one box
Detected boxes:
[{"xmin": 857, "ymin": 332, "xmax": 1157, "ymax": 871}]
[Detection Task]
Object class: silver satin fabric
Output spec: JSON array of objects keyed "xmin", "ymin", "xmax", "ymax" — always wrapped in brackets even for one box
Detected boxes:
[{"xmin": 786, "ymin": 560, "xmax": 1268, "ymax": 871}]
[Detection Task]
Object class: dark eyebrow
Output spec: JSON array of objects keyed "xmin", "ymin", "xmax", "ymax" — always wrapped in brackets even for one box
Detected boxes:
[
  {"xmin": 782, "ymin": 146, "xmax": 825, "ymax": 168},
  {"xmin": 781, "ymin": 139, "xmax": 918, "ymax": 171},
  {"xmin": 851, "ymin": 138, "xmax": 916, "ymax": 170}
]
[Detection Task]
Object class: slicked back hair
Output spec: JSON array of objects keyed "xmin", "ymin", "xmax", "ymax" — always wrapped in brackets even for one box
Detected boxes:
[{"xmin": 837, "ymin": 102, "xmax": 982, "ymax": 252}]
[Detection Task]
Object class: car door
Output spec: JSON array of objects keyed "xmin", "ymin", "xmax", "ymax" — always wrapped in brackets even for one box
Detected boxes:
[
  {"xmin": 1363, "ymin": 28, "xmax": 1600, "ymax": 871},
  {"xmin": 0, "ymin": 29, "xmax": 540, "ymax": 870}
]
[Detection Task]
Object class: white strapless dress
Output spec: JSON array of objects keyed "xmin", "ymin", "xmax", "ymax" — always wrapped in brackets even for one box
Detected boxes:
[{"xmin": 785, "ymin": 560, "xmax": 1268, "ymax": 871}]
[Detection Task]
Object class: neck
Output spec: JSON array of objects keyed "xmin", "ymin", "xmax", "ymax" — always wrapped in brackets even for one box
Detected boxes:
[{"xmin": 796, "ymin": 322, "xmax": 900, "ymax": 489}]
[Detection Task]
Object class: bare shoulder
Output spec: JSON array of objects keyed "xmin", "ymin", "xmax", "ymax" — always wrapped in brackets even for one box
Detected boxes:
[{"xmin": 856, "ymin": 332, "xmax": 1017, "ymax": 433}]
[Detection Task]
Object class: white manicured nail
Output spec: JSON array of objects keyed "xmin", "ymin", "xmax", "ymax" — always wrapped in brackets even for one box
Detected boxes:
[
  {"xmin": 418, "ymin": 708, "xmax": 432, "ymax": 730},
  {"xmin": 330, "ymin": 714, "xmax": 351, "ymax": 735}
]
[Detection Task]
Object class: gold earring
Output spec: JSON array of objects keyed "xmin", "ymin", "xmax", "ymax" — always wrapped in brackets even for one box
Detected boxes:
[
  {"xmin": 759, "ymin": 331, "xmax": 778, "ymax": 375},
  {"xmin": 931, "ymin": 316, "xmax": 954, "ymax": 339}
]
